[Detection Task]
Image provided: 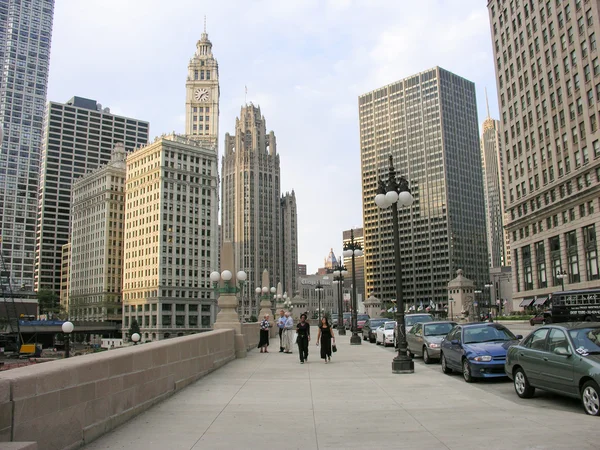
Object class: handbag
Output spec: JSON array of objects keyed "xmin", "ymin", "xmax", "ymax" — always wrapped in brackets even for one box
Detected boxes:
[{"xmin": 332, "ymin": 339, "xmax": 337, "ymax": 353}]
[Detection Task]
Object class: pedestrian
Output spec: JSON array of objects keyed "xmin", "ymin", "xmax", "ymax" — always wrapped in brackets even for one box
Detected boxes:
[
  {"xmin": 258, "ymin": 314, "xmax": 270, "ymax": 353},
  {"xmin": 316, "ymin": 316, "xmax": 335, "ymax": 363},
  {"xmin": 277, "ymin": 310, "xmax": 286, "ymax": 352},
  {"xmin": 296, "ymin": 313, "xmax": 310, "ymax": 363},
  {"xmin": 283, "ymin": 311, "xmax": 294, "ymax": 353}
]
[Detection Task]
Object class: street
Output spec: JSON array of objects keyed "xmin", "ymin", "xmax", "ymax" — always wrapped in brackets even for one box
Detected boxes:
[{"xmin": 375, "ymin": 321, "xmax": 584, "ymax": 416}]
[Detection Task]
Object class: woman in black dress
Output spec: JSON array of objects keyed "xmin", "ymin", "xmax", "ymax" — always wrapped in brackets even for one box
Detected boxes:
[
  {"xmin": 316, "ymin": 316, "xmax": 335, "ymax": 363},
  {"xmin": 258, "ymin": 314, "xmax": 270, "ymax": 353}
]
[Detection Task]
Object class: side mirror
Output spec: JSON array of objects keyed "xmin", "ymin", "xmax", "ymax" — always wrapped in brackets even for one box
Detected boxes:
[
  {"xmin": 554, "ymin": 347, "xmax": 572, "ymax": 357},
  {"xmin": 516, "ymin": 334, "xmax": 523, "ymax": 340},
  {"xmin": 450, "ymin": 339, "xmax": 459, "ymax": 345}
]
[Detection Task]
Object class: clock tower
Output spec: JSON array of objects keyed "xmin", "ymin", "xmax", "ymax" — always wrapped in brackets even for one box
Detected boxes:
[{"xmin": 185, "ymin": 24, "xmax": 219, "ymax": 149}]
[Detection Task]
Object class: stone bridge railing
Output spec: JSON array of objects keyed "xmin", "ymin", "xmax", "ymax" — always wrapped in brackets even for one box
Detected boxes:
[{"xmin": 0, "ymin": 323, "xmax": 259, "ymax": 450}]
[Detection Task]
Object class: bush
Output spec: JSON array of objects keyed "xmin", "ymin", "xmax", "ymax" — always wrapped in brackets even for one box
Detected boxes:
[
  {"xmin": 496, "ymin": 315, "xmax": 534, "ymax": 321},
  {"xmin": 249, "ymin": 315, "xmax": 258, "ymax": 323}
]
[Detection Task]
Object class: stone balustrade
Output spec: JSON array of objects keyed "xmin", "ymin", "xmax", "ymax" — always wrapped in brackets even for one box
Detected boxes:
[{"xmin": 0, "ymin": 326, "xmax": 259, "ymax": 450}]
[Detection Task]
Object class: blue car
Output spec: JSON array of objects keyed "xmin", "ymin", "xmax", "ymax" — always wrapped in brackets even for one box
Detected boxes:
[{"xmin": 440, "ymin": 322, "xmax": 522, "ymax": 383}]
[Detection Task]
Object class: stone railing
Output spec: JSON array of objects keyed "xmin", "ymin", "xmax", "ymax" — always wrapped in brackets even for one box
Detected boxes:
[
  {"xmin": 0, "ymin": 328, "xmax": 248, "ymax": 450},
  {"xmin": 241, "ymin": 322, "xmax": 259, "ymax": 350}
]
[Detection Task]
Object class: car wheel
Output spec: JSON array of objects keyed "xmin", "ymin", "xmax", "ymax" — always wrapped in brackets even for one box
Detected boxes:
[
  {"xmin": 513, "ymin": 367, "xmax": 535, "ymax": 398},
  {"xmin": 581, "ymin": 380, "xmax": 600, "ymax": 416},
  {"xmin": 441, "ymin": 353, "xmax": 452, "ymax": 374},
  {"xmin": 370, "ymin": 336, "xmax": 375, "ymax": 344},
  {"xmin": 423, "ymin": 346, "xmax": 432, "ymax": 364},
  {"xmin": 376, "ymin": 337, "xmax": 380, "ymax": 345},
  {"xmin": 462, "ymin": 359, "xmax": 474, "ymax": 383}
]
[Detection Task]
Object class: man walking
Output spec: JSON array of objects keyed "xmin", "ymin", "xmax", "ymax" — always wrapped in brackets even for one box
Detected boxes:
[
  {"xmin": 296, "ymin": 313, "xmax": 310, "ymax": 363},
  {"xmin": 283, "ymin": 311, "xmax": 294, "ymax": 353},
  {"xmin": 277, "ymin": 310, "xmax": 286, "ymax": 352}
]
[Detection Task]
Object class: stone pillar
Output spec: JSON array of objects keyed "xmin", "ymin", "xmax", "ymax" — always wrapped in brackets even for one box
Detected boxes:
[
  {"xmin": 364, "ymin": 294, "xmax": 381, "ymax": 318},
  {"xmin": 447, "ymin": 269, "xmax": 475, "ymax": 323},
  {"xmin": 291, "ymin": 294, "xmax": 306, "ymax": 321},
  {"xmin": 213, "ymin": 240, "xmax": 247, "ymax": 358}
]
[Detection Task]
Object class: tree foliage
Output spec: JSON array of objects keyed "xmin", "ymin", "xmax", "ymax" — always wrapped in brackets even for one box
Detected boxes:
[
  {"xmin": 128, "ymin": 319, "xmax": 141, "ymax": 341},
  {"xmin": 37, "ymin": 289, "xmax": 59, "ymax": 315}
]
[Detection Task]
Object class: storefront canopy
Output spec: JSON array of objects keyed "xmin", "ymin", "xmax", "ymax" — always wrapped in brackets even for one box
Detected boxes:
[
  {"xmin": 533, "ymin": 296, "xmax": 548, "ymax": 306},
  {"xmin": 519, "ymin": 298, "xmax": 535, "ymax": 307}
]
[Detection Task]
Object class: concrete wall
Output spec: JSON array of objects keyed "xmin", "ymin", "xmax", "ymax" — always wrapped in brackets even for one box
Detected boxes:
[
  {"xmin": 241, "ymin": 323, "xmax": 259, "ymax": 350},
  {"xmin": 0, "ymin": 328, "xmax": 238, "ymax": 450}
]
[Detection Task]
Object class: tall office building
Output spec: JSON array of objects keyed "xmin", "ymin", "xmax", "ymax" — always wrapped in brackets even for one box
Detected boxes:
[
  {"xmin": 481, "ymin": 104, "xmax": 511, "ymax": 268},
  {"xmin": 59, "ymin": 242, "xmax": 70, "ymax": 313},
  {"xmin": 69, "ymin": 144, "xmax": 127, "ymax": 323},
  {"xmin": 343, "ymin": 228, "xmax": 365, "ymax": 303},
  {"xmin": 222, "ymin": 104, "xmax": 282, "ymax": 318},
  {"xmin": 359, "ymin": 67, "xmax": 489, "ymax": 308},
  {"xmin": 488, "ymin": 0, "xmax": 600, "ymax": 307},
  {"xmin": 122, "ymin": 134, "xmax": 218, "ymax": 341},
  {"xmin": 0, "ymin": 0, "xmax": 54, "ymax": 291},
  {"xmin": 35, "ymin": 96, "xmax": 149, "ymax": 294},
  {"xmin": 281, "ymin": 190, "xmax": 298, "ymax": 296}
]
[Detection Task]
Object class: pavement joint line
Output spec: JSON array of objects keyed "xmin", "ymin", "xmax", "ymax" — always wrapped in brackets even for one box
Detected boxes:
[
  {"xmin": 307, "ymin": 350, "xmax": 320, "ymax": 450},
  {"xmin": 189, "ymin": 349, "xmax": 268, "ymax": 449},
  {"xmin": 356, "ymin": 344, "xmax": 451, "ymax": 450}
]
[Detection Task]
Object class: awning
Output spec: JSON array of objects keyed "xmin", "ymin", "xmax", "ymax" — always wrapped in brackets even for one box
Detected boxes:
[
  {"xmin": 533, "ymin": 296, "xmax": 548, "ymax": 306},
  {"xmin": 519, "ymin": 298, "xmax": 535, "ymax": 307}
]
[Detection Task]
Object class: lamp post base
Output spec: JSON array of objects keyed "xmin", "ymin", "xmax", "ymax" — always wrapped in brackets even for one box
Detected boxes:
[
  {"xmin": 350, "ymin": 334, "xmax": 362, "ymax": 345},
  {"xmin": 338, "ymin": 328, "xmax": 346, "ymax": 336},
  {"xmin": 392, "ymin": 357, "xmax": 414, "ymax": 374}
]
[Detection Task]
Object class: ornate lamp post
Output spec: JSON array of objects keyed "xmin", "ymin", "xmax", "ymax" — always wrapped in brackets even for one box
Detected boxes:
[
  {"xmin": 374, "ymin": 154, "xmax": 414, "ymax": 373},
  {"xmin": 284, "ymin": 297, "xmax": 293, "ymax": 314},
  {"xmin": 315, "ymin": 281, "xmax": 324, "ymax": 320},
  {"xmin": 556, "ymin": 269, "xmax": 568, "ymax": 291},
  {"xmin": 474, "ymin": 289, "xmax": 482, "ymax": 321},
  {"xmin": 209, "ymin": 270, "xmax": 248, "ymax": 320},
  {"xmin": 343, "ymin": 229, "xmax": 363, "ymax": 346},
  {"xmin": 131, "ymin": 333, "xmax": 140, "ymax": 345},
  {"xmin": 61, "ymin": 321, "xmax": 74, "ymax": 358},
  {"xmin": 332, "ymin": 264, "xmax": 348, "ymax": 335},
  {"xmin": 484, "ymin": 282, "xmax": 493, "ymax": 321}
]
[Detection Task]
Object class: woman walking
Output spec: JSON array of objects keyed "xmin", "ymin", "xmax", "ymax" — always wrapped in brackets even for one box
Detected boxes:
[
  {"xmin": 258, "ymin": 314, "xmax": 271, "ymax": 353},
  {"xmin": 316, "ymin": 316, "xmax": 335, "ymax": 363}
]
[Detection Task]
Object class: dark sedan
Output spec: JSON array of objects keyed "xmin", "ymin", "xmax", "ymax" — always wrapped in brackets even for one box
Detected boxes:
[
  {"xmin": 506, "ymin": 322, "xmax": 600, "ymax": 416},
  {"xmin": 362, "ymin": 318, "xmax": 388, "ymax": 343},
  {"xmin": 440, "ymin": 322, "xmax": 522, "ymax": 383}
]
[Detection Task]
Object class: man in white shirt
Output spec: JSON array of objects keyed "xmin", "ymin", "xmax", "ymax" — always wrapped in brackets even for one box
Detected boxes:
[
  {"xmin": 283, "ymin": 312, "xmax": 294, "ymax": 353},
  {"xmin": 277, "ymin": 310, "xmax": 286, "ymax": 352}
]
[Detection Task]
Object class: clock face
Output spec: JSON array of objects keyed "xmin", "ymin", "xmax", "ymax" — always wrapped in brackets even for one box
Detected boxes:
[{"xmin": 194, "ymin": 88, "xmax": 209, "ymax": 102}]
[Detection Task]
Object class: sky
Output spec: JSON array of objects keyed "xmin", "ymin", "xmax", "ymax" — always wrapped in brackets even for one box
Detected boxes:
[{"xmin": 47, "ymin": 0, "xmax": 499, "ymax": 274}]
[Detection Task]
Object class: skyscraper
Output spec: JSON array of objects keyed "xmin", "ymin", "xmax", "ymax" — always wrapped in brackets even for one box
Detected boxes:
[
  {"xmin": 488, "ymin": 0, "xmax": 600, "ymax": 308},
  {"xmin": 0, "ymin": 0, "xmax": 54, "ymax": 291},
  {"xmin": 69, "ymin": 144, "xmax": 127, "ymax": 323},
  {"xmin": 359, "ymin": 67, "xmax": 489, "ymax": 308},
  {"xmin": 281, "ymin": 190, "xmax": 298, "ymax": 296},
  {"xmin": 481, "ymin": 99, "xmax": 511, "ymax": 268},
  {"xmin": 222, "ymin": 104, "xmax": 282, "ymax": 317},
  {"xmin": 34, "ymin": 96, "xmax": 148, "ymax": 294}
]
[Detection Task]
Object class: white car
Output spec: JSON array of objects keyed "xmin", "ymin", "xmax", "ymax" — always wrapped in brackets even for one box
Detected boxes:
[{"xmin": 376, "ymin": 321, "xmax": 396, "ymax": 347}]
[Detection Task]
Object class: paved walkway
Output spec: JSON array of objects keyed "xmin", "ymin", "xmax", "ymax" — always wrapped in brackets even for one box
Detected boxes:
[{"xmin": 85, "ymin": 329, "xmax": 597, "ymax": 450}]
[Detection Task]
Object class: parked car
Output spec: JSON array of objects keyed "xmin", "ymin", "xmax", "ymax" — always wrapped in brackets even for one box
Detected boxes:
[
  {"xmin": 356, "ymin": 314, "xmax": 370, "ymax": 332},
  {"xmin": 529, "ymin": 311, "xmax": 552, "ymax": 326},
  {"xmin": 506, "ymin": 323, "xmax": 600, "ymax": 416},
  {"xmin": 376, "ymin": 321, "xmax": 396, "ymax": 347},
  {"xmin": 362, "ymin": 318, "xmax": 388, "ymax": 343},
  {"xmin": 342, "ymin": 313, "xmax": 352, "ymax": 329},
  {"xmin": 406, "ymin": 321, "xmax": 457, "ymax": 364},
  {"xmin": 394, "ymin": 313, "xmax": 434, "ymax": 347},
  {"xmin": 332, "ymin": 314, "xmax": 339, "ymax": 328},
  {"xmin": 440, "ymin": 322, "xmax": 522, "ymax": 382}
]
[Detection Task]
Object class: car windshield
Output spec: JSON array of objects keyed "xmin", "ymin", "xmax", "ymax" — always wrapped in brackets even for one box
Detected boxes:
[
  {"xmin": 463, "ymin": 325, "xmax": 517, "ymax": 344},
  {"xmin": 357, "ymin": 315, "xmax": 369, "ymax": 321},
  {"xmin": 568, "ymin": 327, "xmax": 600, "ymax": 354},
  {"xmin": 384, "ymin": 322, "xmax": 395, "ymax": 330},
  {"xmin": 370, "ymin": 320, "xmax": 387, "ymax": 328},
  {"xmin": 405, "ymin": 315, "xmax": 433, "ymax": 326},
  {"xmin": 424, "ymin": 323, "xmax": 455, "ymax": 336}
]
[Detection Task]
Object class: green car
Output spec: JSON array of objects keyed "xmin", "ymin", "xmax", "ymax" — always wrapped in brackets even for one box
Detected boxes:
[{"xmin": 505, "ymin": 322, "xmax": 600, "ymax": 415}]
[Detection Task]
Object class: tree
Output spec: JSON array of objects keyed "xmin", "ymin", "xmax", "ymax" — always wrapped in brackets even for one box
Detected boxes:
[
  {"xmin": 37, "ymin": 289, "xmax": 59, "ymax": 316},
  {"xmin": 128, "ymin": 319, "xmax": 140, "ymax": 341}
]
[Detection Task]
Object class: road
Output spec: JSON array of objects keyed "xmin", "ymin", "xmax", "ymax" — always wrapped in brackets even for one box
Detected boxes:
[{"xmin": 372, "ymin": 321, "xmax": 584, "ymax": 416}]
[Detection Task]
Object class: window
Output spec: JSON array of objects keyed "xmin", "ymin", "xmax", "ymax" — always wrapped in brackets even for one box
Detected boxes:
[
  {"xmin": 536, "ymin": 241, "xmax": 547, "ymax": 288},
  {"xmin": 548, "ymin": 329, "xmax": 569, "ymax": 353},
  {"xmin": 584, "ymin": 225, "xmax": 599, "ymax": 281},
  {"xmin": 524, "ymin": 328, "xmax": 549, "ymax": 350}
]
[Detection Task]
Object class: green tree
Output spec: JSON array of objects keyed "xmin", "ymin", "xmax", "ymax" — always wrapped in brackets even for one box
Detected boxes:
[
  {"xmin": 37, "ymin": 289, "xmax": 59, "ymax": 316},
  {"xmin": 128, "ymin": 319, "xmax": 141, "ymax": 341}
]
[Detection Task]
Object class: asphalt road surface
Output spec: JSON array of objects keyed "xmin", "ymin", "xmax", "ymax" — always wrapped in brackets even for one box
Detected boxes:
[{"xmin": 373, "ymin": 321, "xmax": 584, "ymax": 416}]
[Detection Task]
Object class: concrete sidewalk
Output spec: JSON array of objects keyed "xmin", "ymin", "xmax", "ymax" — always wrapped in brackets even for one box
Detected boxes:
[{"xmin": 85, "ymin": 329, "xmax": 597, "ymax": 450}]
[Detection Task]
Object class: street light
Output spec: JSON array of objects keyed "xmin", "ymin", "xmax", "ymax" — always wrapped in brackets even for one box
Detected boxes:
[
  {"xmin": 131, "ymin": 333, "xmax": 140, "ymax": 345},
  {"xmin": 374, "ymin": 154, "xmax": 414, "ymax": 373},
  {"xmin": 333, "ymin": 264, "xmax": 349, "ymax": 335},
  {"xmin": 556, "ymin": 269, "xmax": 568, "ymax": 291},
  {"xmin": 484, "ymin": 282, "xmax": 493, "ymax": 321},
  {"xmin": 61, "ymin": 321, "xmax": 74, "ymax": 358},
  {"xmin": 315, "ymin": 281, "xmax": 324, "ymax": 321},
  {"xmin": 343, "ymin": 229, "xmax": 363, "ymax": 346},
  {"xmin": 474, "ymin": 289, "xmax": 482, "ymax": 321},
  {"xmin": 209, "ymin": 270, "xmax": 248, "ymax": 320}
]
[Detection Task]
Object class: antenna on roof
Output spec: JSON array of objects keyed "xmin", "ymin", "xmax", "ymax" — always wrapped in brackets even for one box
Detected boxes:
[
  {"xmin": 204, "ymin": 16, "xmax": 207, "ymax": 34},
  {"xmin": 485, "ymin": 88, "xmax": 490, "ymax": 119}
]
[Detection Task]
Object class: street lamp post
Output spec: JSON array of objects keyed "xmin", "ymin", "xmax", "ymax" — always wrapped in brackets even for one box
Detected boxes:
[
  {"xmin": 343, "ymin": 230, "xmax": 363, "ymax": 346},
  {"xmin": 61, "ymin": 321, "xmax": 74, "ymax": 358},
  {"xmin": 474, "ymin": 289, "xmax": 482, "ymax": 321},
  {"xmin": 484, "ymin": 282, "xmax": 493, "ymax": 321},
  {"xmin": 315, "ymin": 281, "xmax": 324, "ymax": 321},
  {"xmin": 332, "ymin": 264, "xmax": 348, "ymax": 335},
  {"xmin": 556, "ymin": 269, "xmax": 568, "ymax": 291},
  {"xmin": 209, "ymin": 270, "xmax": 248, "ymax": 321},
  {"xmin": 374, "ymin": 154, "xmax": 414, "ymax": 373},
  {"xmin": 448, "ymin": 297, "xmax": 454, "ymax": 321},
  {"xmin": 131, "ymin": 333, "xmax": 140, "ymax": 345}
]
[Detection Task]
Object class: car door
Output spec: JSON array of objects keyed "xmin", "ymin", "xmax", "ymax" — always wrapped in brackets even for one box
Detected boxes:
[
  {"xmin": 517, "ymin": 327, "xmax": 550, "ymax": 388},
  {"xmin": 407, "ymin": 323, "xmax": 420, "ymax": 354},
  {"xmin": 445, "ymin": 326, "xmax": 462, "ymax": 369},
  {"xmin": 412, "ymin": 323, "xmax": 425, "ymax": 356},
  {"xmin": 541, "ymin": 328, "xmax": 576, "ymax": 395}
]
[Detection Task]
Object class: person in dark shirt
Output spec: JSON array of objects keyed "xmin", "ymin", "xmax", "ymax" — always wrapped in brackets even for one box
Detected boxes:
[{"xmin": 296, "ymin": 313, "xmax": 311, "ymax": 363}]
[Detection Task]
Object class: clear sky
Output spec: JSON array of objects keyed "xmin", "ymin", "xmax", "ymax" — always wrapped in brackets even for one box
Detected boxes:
[{"xmin": 47, "ymin": 0, "xmax": 498, "ymax": 274}]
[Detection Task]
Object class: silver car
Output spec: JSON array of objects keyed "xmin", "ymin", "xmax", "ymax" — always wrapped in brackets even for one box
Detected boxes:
[{"xmin": 406, "ymin": 321, "xmax": 457, "ymax": 364}]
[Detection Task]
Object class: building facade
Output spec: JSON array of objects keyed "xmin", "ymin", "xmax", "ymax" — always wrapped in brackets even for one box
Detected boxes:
[
  {"xmin": 59, "ymin": 242, "xmax": 70, "ymax": 314},
  {"xmin": 122, "ymin": 134, "xmax": 218, "ymax": 341},
  {"xmin": 185, "ymin": 27, "xmax": 219, "ymax": 149},
  {"xmin": 35, "ymin": 96, "xmax": 148, "ymax": 294},
  {"xmin": 69, "ymin": 144, "xmax": 127, "ymax": 323},
  {"xmin": 359, "ymin": 67, "xmax": 489, "ymax": 309},
  {"xmin": 488, "ymin": 0, "xmax": 600, "ymax": 307},
  {"xmin": 298, "ymin": 264, "xmax": 307, "ymax": 276},
  {"xmin": 297, "ymin": 273, "xmax": 340, "ymax": 317},
  {"xmin": 343, "ymin": 228, "xmax": 366, "ymax": 304},
  {"xmin": 0, "ymin": 0, "xmax": 54, "ymax": 292},
  {"xmin": 221, "ymin": 104, "xmax": 282, "ymax": 317},
  {"xmin": 481, "ymin": 114, "xmax": 511, "ymax": 268},
  {"xmin": 281, "ymin": 190, "xmax": 298, "ymax": 296}
]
